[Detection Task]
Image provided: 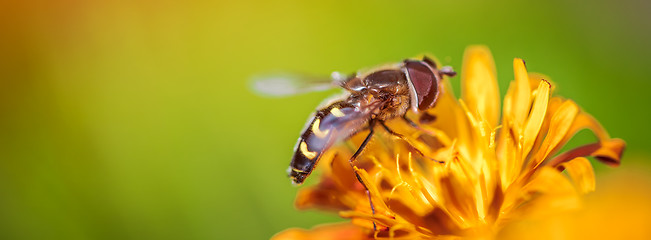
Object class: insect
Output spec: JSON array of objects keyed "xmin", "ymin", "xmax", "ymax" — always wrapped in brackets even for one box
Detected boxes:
[{"xmin": 253, "ymin": 57, "xmax": 456, "ymax": 185}]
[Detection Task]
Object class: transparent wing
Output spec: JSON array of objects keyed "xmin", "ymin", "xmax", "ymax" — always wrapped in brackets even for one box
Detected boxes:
[{"xmin": 250, "ymin": 72, "xmax": 348, "ymax": 97}]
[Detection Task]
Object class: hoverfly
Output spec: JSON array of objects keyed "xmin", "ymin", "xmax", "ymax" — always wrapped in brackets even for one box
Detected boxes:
[{"xmin": 253, "ymin": 57, "xmax": 456, "ymax": 185}]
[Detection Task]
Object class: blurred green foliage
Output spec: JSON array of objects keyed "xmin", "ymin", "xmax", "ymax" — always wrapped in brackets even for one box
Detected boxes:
[{"xmin": 0, "ymin": 0, "xmax": 649, "ymax": 239}]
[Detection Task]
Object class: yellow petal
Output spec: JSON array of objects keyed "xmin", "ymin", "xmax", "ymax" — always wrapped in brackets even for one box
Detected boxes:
[
  {"xmin": 559, "ymin": 157, "xmax": 595, "ymax": 194},
  {"xmin": 293, "ymin": 151, "xmax": 368, "ymax": 211},
  {"xmin": 496, "ymin": 84, "xmax": 519, "ymax": 185},
  {"xmin": 329, "ymin": 150, "xmax": 362, "ymax": 191},
  {"xmin": 562, "ymin": 110, "xmax": 611, "ymax": 144},
  {"xmin": 528, "ymin": 98, "xmax": 625, "ymax": 171},
  {"xmin": 525, "ymin": 96, "xmax": 564, "ymax": 164},
  {"xmin": 504, "ymin": 167, "xmax": 581, "ymax": 220},
  {"xmin": 439, "ymin": 156, "xmax": 480, "ymax": 225},
  {"xmin": 528, "ymin": 73, "xmax": 555, "ymax": 93},
  {"xmin": 461, "ymin": 46, "xmax": 500, "ymax": 128},
  {"xmin": 485, "ymin": 179, "xmax": 504, "ymax": 224},
  {"xmin": 340, "ymin": 210, "xmax": 401, "ymax": 230},
  {"xmin": 512, "ymin": 58, "xmax": 531, "ymax": 128},
  {"xmin": 546, "ymin": 138, "xmax": 626, "ymax": 168},
  {"xmin": 353, "ymin": 167, "xmax": 390, "ymax": 211},
  {"xmin": 498, "ymin": 166, "xmax": 651, "ymax": 240},
  {"xmin": 521, "ymin": 80, "xmax": 550, "ymax": 160},
  {"xmin": 528, "ymin": 100, "xmax": 579, "ymax": 170},
  {"xmin": 591, "ymin": 138, "xmax": 626, "ymax": 166},
  {"xmin": 427, "ymin": 78, "xmax": 472, "ymax": 145}
]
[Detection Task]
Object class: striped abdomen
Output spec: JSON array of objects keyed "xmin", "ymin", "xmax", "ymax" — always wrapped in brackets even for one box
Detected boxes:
[{"xmin": 288, "ymin": 100, "xmax": 371, "ymax": 184}]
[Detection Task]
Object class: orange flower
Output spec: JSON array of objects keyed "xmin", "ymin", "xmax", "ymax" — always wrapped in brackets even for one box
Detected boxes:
[{"xmin": 273, "ymin": 46, "xmax": 625, "ymax": 239}]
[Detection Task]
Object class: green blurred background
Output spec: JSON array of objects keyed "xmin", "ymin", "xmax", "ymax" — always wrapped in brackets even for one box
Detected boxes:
[{"xmin": 1, "ymin": 0, "xmax": 649, "ymax": 239}]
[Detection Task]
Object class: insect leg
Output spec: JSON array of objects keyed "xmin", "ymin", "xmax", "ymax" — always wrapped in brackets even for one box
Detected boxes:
[
  {"xmin": 349, "ymin": 125, "xmax": 375, "ymax": 163},
  {"xmin": 402, "ymin": 115, "xmax": 440, "ymax": 137},
  {"xmin": 402, "ymin": 115, "xmax": 420, "ymax": 128},
  {"xmin": 380, "ymin": 121, "xmax": 444, "ymax": 163},
  {"xmin": 352, "ymin": 171, "xmax": 377, "ymax": 231},
  {"xmin": 348, "ymin": 120, "xmax": 378, "ymax": 231}
]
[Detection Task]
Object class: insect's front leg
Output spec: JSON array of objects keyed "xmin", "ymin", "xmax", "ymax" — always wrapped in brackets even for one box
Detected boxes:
[
  {"xmin": 348, "ymin": 120, "xmax": 376, "ymax": 164},
  {"xmin": 402, "ymin": 114, "xmax": 441, "ymax": 138},
  {"xmin": 348, "ymin": 119, "xmax": 378, "ymax": 231},
  {"xmin": 402, "ymin": 115, "xmax": 420, "ymax": 128},
  {"xmin": 380, "ymin": 120, "xmax": 444, "ymax": 164}
]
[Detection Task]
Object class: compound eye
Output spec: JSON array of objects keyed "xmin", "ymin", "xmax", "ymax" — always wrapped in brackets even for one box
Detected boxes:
[{"xmin": 404, "ymin": 60, "xmax": 439, "ymax": 111}]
